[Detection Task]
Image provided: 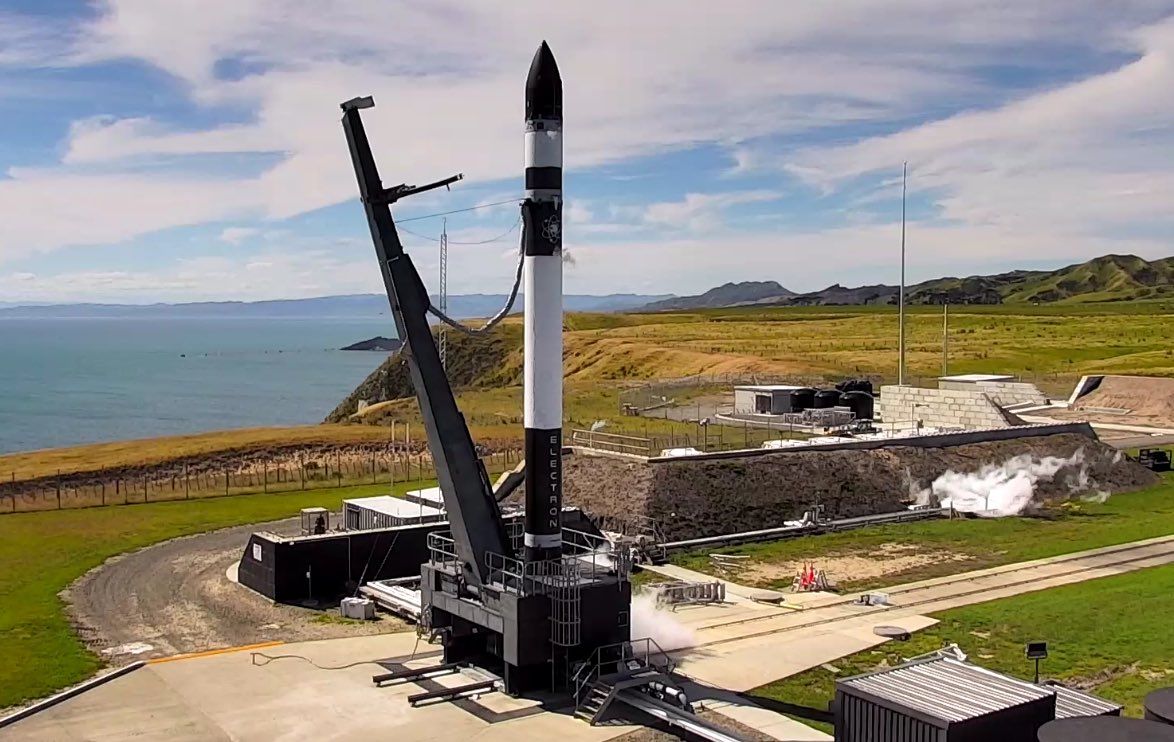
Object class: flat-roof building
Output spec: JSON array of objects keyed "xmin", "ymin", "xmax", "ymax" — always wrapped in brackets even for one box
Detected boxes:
[
  {"xmin": 343, "ymin": 495, "xmax": 445, "ymax": 531},
  {"xmin": 733, "ymin": 384, "xmax": 813, "ymax": 415}
]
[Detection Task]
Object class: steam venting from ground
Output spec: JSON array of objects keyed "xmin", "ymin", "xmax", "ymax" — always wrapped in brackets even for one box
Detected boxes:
[
  {"xmin": 630, "ymin": 593, "xmax": 696, "ymax": 651},
  {"xmin": 913, "ymin": 448, "xmax": 1109, "ymax": 517}
]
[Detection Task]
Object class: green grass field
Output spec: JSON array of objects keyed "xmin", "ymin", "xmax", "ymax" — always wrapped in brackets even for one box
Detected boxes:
[
  {"xmin": 757, "ymin": 562, "xmax": 1174, "ymax": 733},
  {"xmin": 673, "ymin": 476, "xmax": 1174, "ymax": 591},
  {"xmin": 0, "ymin": 480, "xmax": 430, "ymax": 709}
]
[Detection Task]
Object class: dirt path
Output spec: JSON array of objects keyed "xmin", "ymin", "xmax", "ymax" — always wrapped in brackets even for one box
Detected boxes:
[
  {"xmin": 64, "ymin": 518, "xmax": 406, "ymax": 663},
  {"xmin": 739, "ymin": 543, "xmax": 976, "ymax": 589}
]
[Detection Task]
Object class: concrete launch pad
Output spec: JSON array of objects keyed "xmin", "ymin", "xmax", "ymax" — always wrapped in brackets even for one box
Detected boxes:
[
  {"xmin": 2, "ymin": 630, "xmax": 829, "ymax": 741},
  {"xmin": 10, "ymin": 536, "xmax": 1174, "ymax": 741}
]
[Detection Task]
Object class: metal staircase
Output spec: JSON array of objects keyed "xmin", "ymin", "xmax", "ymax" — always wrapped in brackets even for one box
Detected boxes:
[
  {"xmin": 574, "ymin": 678, "xmax": 616, "ymax": 723},
  {"xmin": 571, "ymin": 638, "xmax": 676, "ymax": 724}
]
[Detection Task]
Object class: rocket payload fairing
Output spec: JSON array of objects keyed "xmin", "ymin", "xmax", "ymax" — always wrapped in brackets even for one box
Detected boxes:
[{"xmin": 522, "ymin": 41, "xmax": 564, "ymax": 563}]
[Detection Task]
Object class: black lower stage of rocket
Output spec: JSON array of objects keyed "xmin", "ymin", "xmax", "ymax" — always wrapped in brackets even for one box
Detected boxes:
[{"xmin": 522, "ymin": 41, "xmax": 564, "ymax": 563}]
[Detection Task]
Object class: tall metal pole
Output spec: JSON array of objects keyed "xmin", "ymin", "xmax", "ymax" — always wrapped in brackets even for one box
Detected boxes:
[
  {"xmin": 898, "ymin": 162, "xmax": 907, "ymax": 386},
  {"xmin": 439, "ymin": 218, "xmax": 449, "ymax": 371},
  {"xmin": 942, "ymin": 302, "xmax": 949, "ymax": 376}
]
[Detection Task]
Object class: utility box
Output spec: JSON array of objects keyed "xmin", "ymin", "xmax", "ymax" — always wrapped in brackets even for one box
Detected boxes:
[
  {"xmin": 340, "ymin": 597, "xmax": 376, "ymax": 620},
  {"xmin": 834, "ymin": 657, "xmax": 1055, "ymax": 742}
]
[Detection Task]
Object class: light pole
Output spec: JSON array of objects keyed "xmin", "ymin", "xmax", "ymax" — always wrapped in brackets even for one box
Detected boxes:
[{"xmin": 898, "ymin": 162, "xmax": 908, "ymax": 386}]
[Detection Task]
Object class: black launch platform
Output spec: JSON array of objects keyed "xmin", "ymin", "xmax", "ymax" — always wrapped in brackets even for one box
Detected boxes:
[{"xmin": 421, "ymin": 525, "xmax": 632, "ymax": 696}]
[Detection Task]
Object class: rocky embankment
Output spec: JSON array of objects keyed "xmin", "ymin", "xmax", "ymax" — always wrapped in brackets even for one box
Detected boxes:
[
  {"xmin": 548, "ymin": 434, "xmax": 1157, "ymax": 542},
  {"xmin": 325, "ymin": 325, "xmax": 521, "ymax": 422}
]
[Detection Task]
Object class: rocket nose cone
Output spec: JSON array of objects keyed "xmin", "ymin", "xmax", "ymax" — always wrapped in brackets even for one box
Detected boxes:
[{"xmin": 526, "ymin": 40, "xmax": 562, "ymax": 120}]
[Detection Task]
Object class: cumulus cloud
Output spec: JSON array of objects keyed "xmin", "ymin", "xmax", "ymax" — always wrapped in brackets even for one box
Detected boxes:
[{"xmin": 0, "ymin": 1, "xmax": 1171, "ymax": 296}]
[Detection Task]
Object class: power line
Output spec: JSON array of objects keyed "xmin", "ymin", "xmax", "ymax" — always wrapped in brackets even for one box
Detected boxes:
[
  {"xmin": 396, "ymin": 197, "xmax": 520, "ymax": 224},
  {"xmin": 397, "ymin": 215, "xmax": 521, "ymax": 245}
]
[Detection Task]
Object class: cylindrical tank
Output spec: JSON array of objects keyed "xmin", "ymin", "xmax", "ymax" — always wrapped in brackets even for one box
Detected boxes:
[
  {"xmin": 1038, "ymin": 717, "xmax": 1174, "ymax": 741},
  {"xmin": 1146, "ymin": 688, "xmax": 1174, "ymax": 726},
  {"xmin": 835, "ymin": 379, "xmax": 875, "ymax": 395},
  {"xmin": 789, "ymin": 388, "xmax": 816, "ymax": 412},
  {"xmin": 840, "ymin": 391, "xmax": 874, "ymax": 420},
  {"xmin": 814, "ymin": 389, "xmax": 841, "ymax": 409}
]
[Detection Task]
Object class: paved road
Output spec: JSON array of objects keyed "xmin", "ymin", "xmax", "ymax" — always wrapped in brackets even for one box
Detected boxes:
[{"xmin": 66, "ymin": 517, "xmax": 402, "ymax": 663}]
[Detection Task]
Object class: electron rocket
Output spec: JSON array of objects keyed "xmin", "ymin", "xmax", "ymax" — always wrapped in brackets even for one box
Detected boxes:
[{"xmin": 522, "ymin": 41, "xmax": 564, "ymax": 563}]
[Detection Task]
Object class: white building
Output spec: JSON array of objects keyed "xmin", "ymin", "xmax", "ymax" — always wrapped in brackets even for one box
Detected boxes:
[
  {"xmin": 733, "ymin": 385, "xmax": 808, "ymax": 415},
  {"xmin": 343, "ymin": 495, "xmax": 445, "ymax": 531}
]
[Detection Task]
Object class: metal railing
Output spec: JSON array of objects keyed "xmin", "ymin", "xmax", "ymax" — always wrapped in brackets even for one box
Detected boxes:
[
  {"xmin": 562, "ymin": 526, "xmax": 633, "ymax": 581},
  {"xmin": 427, "ymin": 531, "xmax": 459, "ymax": 566},
  {"xmin": 569, "ymin": 429, "xmax": 653, "ymax": 457},
  {"xmin": 572, "ymin": 637, "xmax": 676, "ymax": 706}
]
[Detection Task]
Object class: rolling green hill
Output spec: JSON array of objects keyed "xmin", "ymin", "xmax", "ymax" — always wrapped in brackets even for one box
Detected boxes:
[
  {"xmin": 639, "ymin": 254, "xmax": 1172, "ymax": 310},
  {"xmin": 1001, "ymin": 254, "xmax": 1174, "ymax": 303}
]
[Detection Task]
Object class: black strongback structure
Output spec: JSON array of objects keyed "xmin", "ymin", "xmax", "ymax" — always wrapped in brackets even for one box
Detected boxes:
[{"xmin": 340, "ymin": 97, "xmax": 630, "ymax": 697}]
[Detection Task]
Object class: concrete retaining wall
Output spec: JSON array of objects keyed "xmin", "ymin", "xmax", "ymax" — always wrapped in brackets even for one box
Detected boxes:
[{"xmin": 879, "ymin": 384, "xmax": 1012, "ymax": 429}]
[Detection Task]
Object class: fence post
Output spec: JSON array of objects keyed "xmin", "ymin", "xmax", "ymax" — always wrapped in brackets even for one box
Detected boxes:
[
  {"xmin": 144, "ymin": 475, "xmax": 149, "ymax": 503},
  {"xmin": 263, "ymin": 466, "xmax": 268, "ymax": 493},
  {"xmin": 300, "ymin": 457, "xmax": 305, "ymax": 490},
  {"xmin": 337, "ymin": 451, "xmax": 342, "ymax": 488},
  {"xmin": 184, "ymin": 464, "xmax": 190, "ymax": 499},
  {"xmin": 372, "ymin": 452, "xmax": 377, "ymax": 485}
]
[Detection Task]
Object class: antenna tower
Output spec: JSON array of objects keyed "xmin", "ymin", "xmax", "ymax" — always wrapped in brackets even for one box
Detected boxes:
[{"xmin": 439, "ymin": 218, "xmax": 449, "ymax": 370}]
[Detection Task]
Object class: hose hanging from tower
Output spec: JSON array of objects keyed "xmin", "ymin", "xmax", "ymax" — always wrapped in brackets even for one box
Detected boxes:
[{"xmin": 426, "ymin": 214, "xmax": 525, "ymax": 336}]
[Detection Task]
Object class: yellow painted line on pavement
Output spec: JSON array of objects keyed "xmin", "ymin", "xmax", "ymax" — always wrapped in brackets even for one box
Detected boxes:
[{"xmin": 148, "ymin": 640, "xmax": 284, "ymax": 664}]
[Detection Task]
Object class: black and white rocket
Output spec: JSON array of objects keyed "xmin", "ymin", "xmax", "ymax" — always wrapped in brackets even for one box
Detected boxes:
[{"xmin": 522, "ymin": 41, "xmax": 564, "ymax": 563}]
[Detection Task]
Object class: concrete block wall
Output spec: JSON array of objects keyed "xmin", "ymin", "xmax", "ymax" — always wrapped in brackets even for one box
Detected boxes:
[
  {"xmin": 879, "ymin": 385, "xmax": 1011, "ymax": 429},
  {"xmin": 938, "ymin": 380, "xmax": 1048, "ymax": 407}
]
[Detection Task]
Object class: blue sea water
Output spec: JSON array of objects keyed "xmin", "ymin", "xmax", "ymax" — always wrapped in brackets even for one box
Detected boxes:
[{"xmin": 0, "ymin": 318, "xmax": 393, "ymax": 455}]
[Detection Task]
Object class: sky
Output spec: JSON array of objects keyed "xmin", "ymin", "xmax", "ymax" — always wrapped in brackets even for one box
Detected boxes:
[{"xmin": 0, "ymin": 1, "xmax": 1172, "ymax": 303}]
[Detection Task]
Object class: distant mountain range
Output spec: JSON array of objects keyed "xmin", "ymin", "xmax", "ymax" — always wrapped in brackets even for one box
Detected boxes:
[
  {"xmin": 0, "ymin": 292, "xmax": 672, "ymax": 319},
  {"xmin": 635, "ymin": 254, "xmax": 1173, "ymax": 311}
]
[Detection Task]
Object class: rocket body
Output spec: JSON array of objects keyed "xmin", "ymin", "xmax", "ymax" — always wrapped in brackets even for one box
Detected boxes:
[{"xmin": 522, "ymin": 42, "xmax": 564, "ymax": 563}]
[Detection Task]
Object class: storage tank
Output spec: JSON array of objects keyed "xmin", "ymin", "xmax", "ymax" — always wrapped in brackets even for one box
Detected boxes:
[
  {"xmin": 789, "ymin": 387, "xmax": 816, "ymax": 412},
  {"xmin": 1146, "ymin": 687, "xmax": 1174, "ymax": 725},
  {"xmin": 814, "ymin": 389, "xmax": 841, "ymax": 409},
  {"xmin": 836, "ymin": 379, "xmax": 875, "ymax": 395},
  {"xmin": 840, "ymin": 390, "xmax": 874, "ymax": 421}
]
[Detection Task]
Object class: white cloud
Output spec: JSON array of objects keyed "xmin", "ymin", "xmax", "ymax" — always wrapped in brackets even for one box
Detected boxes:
[
  {"xmin": 784, "ymin": 15, "xmax": 1174, "ymax": 239},
  {"xmin": 0, "ymin": 250, "xmax": 380, "ymax": 303},
  {"xmin": 639, "ymin": 191, "xmax": 783, "ymax": 232},
  {"xmin": 0, "ymin": 1, "xmax": 1171, "ymax": 296},
  {"xmin": 219, "ymin": 226, "xmax": 260, "ymax": 245}
]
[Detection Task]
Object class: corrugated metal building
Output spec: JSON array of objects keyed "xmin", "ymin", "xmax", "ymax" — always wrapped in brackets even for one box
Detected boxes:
[
  {"xmin": 834, "ymin": 657, "xmax": 1056, "ymax": 742},
  {"xmin": 1043, "ymin": 681, "xmax": 1122, "ymax": 719},
  {"xmin": 343, "ymin": 495, "xmax": 445, "ymax": 530}
]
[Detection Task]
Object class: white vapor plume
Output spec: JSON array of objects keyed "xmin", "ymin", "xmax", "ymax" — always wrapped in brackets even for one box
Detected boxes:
[
  {"xmin": 914, "ymin": 449, "xmax": 1097, "ymax": 517},
  {"xmin": 629, "ymin": 594, "xmax": 696, "ymax": 651}
]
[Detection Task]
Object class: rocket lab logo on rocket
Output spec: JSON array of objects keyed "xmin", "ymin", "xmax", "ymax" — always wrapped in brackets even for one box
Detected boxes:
[{"xmin": 541, "ymin": 214, "xmax": 561, "ymax": 243}]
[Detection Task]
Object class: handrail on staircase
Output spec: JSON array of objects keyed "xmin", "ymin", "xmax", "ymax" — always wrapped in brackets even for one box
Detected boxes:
[{"xmin": 572, "ymin": 637, "xmax": 675, "ymax": 706}]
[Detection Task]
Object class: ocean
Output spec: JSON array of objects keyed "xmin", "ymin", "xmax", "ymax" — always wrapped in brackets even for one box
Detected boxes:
[{"xmin": 0, "ymin": 318, "xmax": 393, "ymax": 455}]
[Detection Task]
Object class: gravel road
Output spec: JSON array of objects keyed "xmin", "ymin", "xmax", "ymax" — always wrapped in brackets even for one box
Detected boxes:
[{"xmin": 64, "ymin": 517, "xmax": 406, "ymax": 663}]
